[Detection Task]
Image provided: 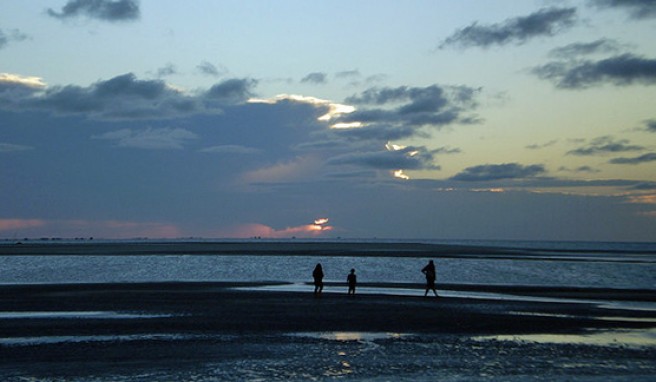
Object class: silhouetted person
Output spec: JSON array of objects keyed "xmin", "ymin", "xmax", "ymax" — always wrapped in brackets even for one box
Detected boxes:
[
  {"xmin": 347, "ymin": 268, "xmax": 357, "ymax": 295},
  {"xmin": 421, "ymin": 260, "xmax": 438, "ymax": 297},
  {"xmin": 313, "ymin": 263, "xmax": 324, "ymax": 296}
]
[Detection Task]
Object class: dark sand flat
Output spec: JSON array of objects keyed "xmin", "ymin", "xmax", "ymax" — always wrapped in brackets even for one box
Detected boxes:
[
  {"xmin": 1, "ymin": 282, "xmax": 654, "ymax": 336},
  {"xmin": 1, "ymin": 283, "xmax": 654, "ymax": 380}
]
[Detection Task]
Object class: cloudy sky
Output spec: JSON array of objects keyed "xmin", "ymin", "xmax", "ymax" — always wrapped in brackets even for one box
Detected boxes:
[{"xmin": 1, "ymin": 0, "xmax": 655, "ymax": 241}]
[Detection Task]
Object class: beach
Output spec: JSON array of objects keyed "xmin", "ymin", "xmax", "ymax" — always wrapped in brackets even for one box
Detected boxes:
[
  {"xmin": 0, "ymin": 282, "xmax": 655, "ymax": 381},
  {"xmin": 0, "ymin": 240, "xmax": 655, "ymax": 380}
]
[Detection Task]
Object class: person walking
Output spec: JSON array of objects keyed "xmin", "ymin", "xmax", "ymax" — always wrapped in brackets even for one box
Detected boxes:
[
  {"xmin": 347, "ymin": 268, "xmax": 357, "ymax": 295},
  {"xmin": 421, "ymin": 260, "xmax": 438, "ymax": 297},
  {"xmin": 312, "ymin": 263, "xmax": 324, "ymax": 296}
]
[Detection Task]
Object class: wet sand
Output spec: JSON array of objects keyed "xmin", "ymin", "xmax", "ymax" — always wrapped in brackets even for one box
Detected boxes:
[
  {"xmin": 0, "ymin": 282, "xmax": 654, "ymax": 380},
  {"xmin": 1, "ymin": 240, "xmax": 654, "ymax": 380},
  {"xmin": 1, "ymin": 282, "xmax": 654, "ymax": 335}
]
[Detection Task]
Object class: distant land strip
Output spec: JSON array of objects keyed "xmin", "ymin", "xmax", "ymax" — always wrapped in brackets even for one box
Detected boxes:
[{"xmin": 0, "ymin": 241, "xmax": 654, "ymax": 262}]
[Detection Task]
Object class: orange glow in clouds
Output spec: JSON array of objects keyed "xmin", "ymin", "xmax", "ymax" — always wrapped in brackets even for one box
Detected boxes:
[{"xmin": 224, "ymin": 218, "xmax": 333, "ymax": 238}]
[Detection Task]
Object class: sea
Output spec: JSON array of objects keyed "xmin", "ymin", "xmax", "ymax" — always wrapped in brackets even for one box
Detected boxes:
[
  {"xmin": 1, "ymin": 239, "xmax": 655, "ymax": 291},
  {"xmin": 1, "ymin": 239, "xmax": 655, "ymax": 381}
]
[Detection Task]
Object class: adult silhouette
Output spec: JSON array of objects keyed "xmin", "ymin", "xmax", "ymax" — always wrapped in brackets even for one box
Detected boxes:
[
  {"xmin": 312, "ymin": 263, "xmax": 324, "ymax": 296},
  {"xmin": 347, "ymin": 268, "xmax": 357, "ymax": 295},
  {"xmin": 421, "ymin": 260, "xmax": 438, "ymax": 297}
]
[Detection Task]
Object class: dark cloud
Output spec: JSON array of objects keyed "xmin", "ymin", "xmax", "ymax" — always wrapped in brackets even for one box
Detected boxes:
[
  {"xmin": 0, "ymin": 28, "xmax": 29, "ymax": 49},
  {"xmin": 1, "ymin": 73, "xmax": 258, "ymax": 119},
  {"xmin": 609, "ymin": 153, "xmax": 656, "ymax": 165},
  {"xmin": 644, "ymin": 119, "xmax": 656, "ymax": 132},
  {"xmin": 450, "ymin": 163, "xmax": 546, "ymax": 182},
  {"xmin": 301, "ymin": 72, "xmax": 327, "ymax": 84},
  {"xmin": 534, "ymin": 54, "xmax": 656, "ymax": 89},
  {"xmin": 47, "ymin": 0, "xmax": 140, "ymax": 22},
  {"xmin": 341, "ymin": 85, "xmax": 479, "ymax": 133},
  {"xmin": 205, "ymin": 78, "xmax": 257, "ymax": 104},
  {"xmin": 439, "ymin": 7, "xmax": 577, "ymax": 49},
  {"xmin": 327, "ymin": 145, "xmax": 439, "ymax": 171},
  {"xmin": 590, "ymin": 0, "xmax": 656, "ymax": 19},
  {"xmin": 548, "ymin": 39, "xmax": 623, "ymax": 58},
  {"xmin": 567, "ymin": 136, "xmax": 644, "ymax": 156}
]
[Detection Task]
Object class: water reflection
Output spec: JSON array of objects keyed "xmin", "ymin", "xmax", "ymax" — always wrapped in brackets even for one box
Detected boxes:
[
  {"xmin": 293, "ymin": 331, "xmax": 406, "ymax": 342},
  {"xmin": 476, "ymin": 328, "xmax": 656, "ymax": 348}
]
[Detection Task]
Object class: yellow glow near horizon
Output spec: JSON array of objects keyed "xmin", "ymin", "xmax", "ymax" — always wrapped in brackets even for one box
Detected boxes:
[
  {"xmin": 385, "ymin": 142, "xmax": 405, "ymax": 151},
  {"xmin": 314, "ymin": 218, "xmax": 329, "ymax": 225},
  {"xmin": 0, "ymin": 73, "xmax": 47, "ymax": 89},
  {"xmin": 331, "ymin": 122, "xmax": 363, "ymax": 129},
  {"xmin": 393, "ymin": 170, "xmax": 410, "ymax": 180},
  {"xmin": 248, "ymin": 94, "xmax": 355, "ymax": 122}
]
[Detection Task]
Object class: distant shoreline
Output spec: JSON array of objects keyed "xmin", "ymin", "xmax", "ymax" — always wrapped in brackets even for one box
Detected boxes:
[{"xmin": 1, "ymin": 240, "xmax": 654, "ymax": 262}]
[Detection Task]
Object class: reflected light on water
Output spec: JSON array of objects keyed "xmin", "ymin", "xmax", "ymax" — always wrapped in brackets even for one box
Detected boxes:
[
  {"xmin": 477, "ymin": 328, "xmax": 656, "ymax": 348},
  {"xmin": 305, "ymin": 331, "xmax": 405, "ymax": 342}
]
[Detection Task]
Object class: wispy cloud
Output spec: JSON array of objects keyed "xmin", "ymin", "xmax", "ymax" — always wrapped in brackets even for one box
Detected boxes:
[
  {"xmin": 526, "ymin": 140, "xmax": 558, "ymax": 150},
  {"xmin": 589, "ymin": 0, "xmax": 656, "ymax": 20},
  {"xmin": 47, "ymin": 0, "xmax": 140, "ymax": 22},
  {"xmin": 199, "ymin": 145, "xmax": 261, "ymax": 154},
  {"xmin": 548, "ymin": 39, "xmax": 624, "ymax": 58},
  {"xmin": 0, "ymin": 143, "xmax": 33, "ymax": 153},
  {"xmin": 609, "ymin": 153, "xmax": 656, "ymax": 165},
  {"xmin": 644, "ymin": 119, "xmax": 656, "ymax": 133},
  {"xmin": 558, "ymin": 165, "xmax": 600, "ymax": 174},
  {"xmin": 156, "ymin": 63, "xmax": 177, "ymax": 78},
  {"xmin": 439, "ymin": 7, "xmax": 577, "ymax": 49},
  {"xmin": 534, "ymin": 54, "xmax": 656, "ymax": 89},
  {"xmin": 196, "ymin": 61, "xmax": 226, "ymax": 77},
  {"xmin": 567, "ymin": 136, "xmax": 644, "ymax": 156},
  {"xmin": 0, "ymin": 28, "xmax": 29, "ymax": 50}
]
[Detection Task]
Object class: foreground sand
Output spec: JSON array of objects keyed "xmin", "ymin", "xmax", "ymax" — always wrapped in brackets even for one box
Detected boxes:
[
  {"xmin": 1, "ymin": 282, "xmax": 654, "ymax": 335},
  {"xmin": 0, "ymin": 282, "xmax": 654, "ymax": 380}
]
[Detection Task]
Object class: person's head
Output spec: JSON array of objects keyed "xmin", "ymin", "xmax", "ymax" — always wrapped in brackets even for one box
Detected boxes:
[
  {"xmin": 316, "ymin": 263, "xmax": 322, "ymax": 269},
  {"xmin": 429, "ymin": 260, "xmax": 434, "ymax": 264},
  {"xmin": 350, "ymin": 268, "xmax": 355, "ymax": 273}
]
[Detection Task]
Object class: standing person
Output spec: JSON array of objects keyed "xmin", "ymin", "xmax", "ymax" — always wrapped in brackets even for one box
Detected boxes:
[
  {"xmin": 312, "ymin": 263, "xmax": 324, "ymax": 296},
  {"xmin": 421, "ymin": 260, "xmax": 438, "ymax": 297},
  {"xmin": 347, "ymin": 268, "xmax": 357, "ymax": 295}
]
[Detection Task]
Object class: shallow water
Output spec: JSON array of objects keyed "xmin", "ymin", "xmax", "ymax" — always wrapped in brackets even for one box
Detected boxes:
[{"xmin": 1, "ymin": 254, "xmax": 655, "ymax": 290}]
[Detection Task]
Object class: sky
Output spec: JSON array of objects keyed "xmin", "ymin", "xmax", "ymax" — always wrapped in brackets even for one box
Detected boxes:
[{"xmin": 1, "ymin": 0, "xmax": 656, "ymax": 241}]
